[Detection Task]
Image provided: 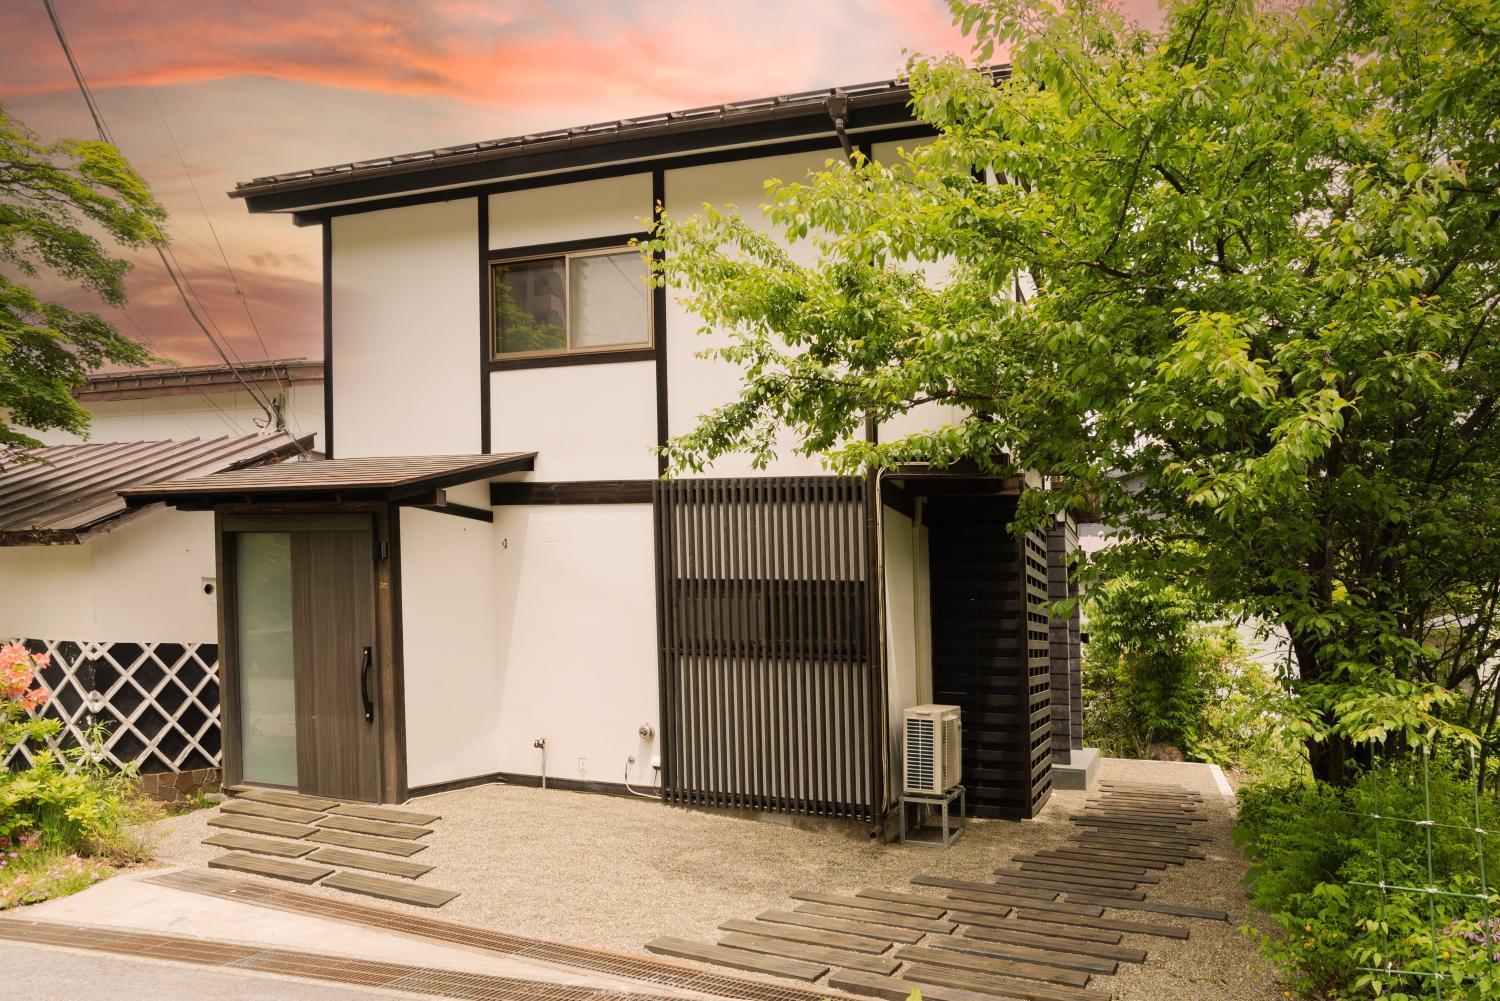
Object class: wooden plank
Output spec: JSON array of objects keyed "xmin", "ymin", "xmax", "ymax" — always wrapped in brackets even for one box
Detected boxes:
[
  {"xmin": 996, "ymin": 877, "xmax": 1145, "ymax": 902},
  {"xmin": 304, "ymin": 829, "xmax": 428, "ymax": 857},
  {"xmin": 1072, "ymin": 829, "xmax": 1209, "ymax": 850},
  {"xmin": 755, "ymin": 908, "xmax": 920, "ymax": 944},
  {"xmin": 201, "ymin": 832, "xmax": 315, "ymax": 859},
  {"xmin": 995, "ymin": 871, "xmax": 1143, "ymax": 895},
  {"xmin": 1081, "ymin": 805, "xmax": 1205, "ymax": 821},
  {"xmin": 718, "ymin": 932, "xmax": 901, "ymax": 975},
  {"xmin": 1020, "ymin": 853, "xmax": 1155, "ymax": 877},
  {"xmin": 1059, "ymin": 843, "xmax": 1192, "ymax": 865},
  {"xmin": 306, "ymin": 847, "xmax": 434, "ymax": 879},
  {"xmin": 1016, "ymin": 861, "xmax": 1159, "ymax": 884},
  {"xmin": 939, "ymin": 896, "xmax": 1012, "ymax": 919},
  {"xmin": 828, "ymin": 969, "xmax": 1005, "ymax": 1001},
  {"xmin": 794, "ymin": 901, "xmax": 957, "ymax": 934},
  {"xmin": 904, "ymin": 962, "xmax": 1107, "ymax": 1001},
  {"xmin": 717, "ymin": 918, "xmax": 890, "ymax": 956},
  {"xmin": 645, "ymin": 936, "xmax": 826, "ymax": 982},
  {"xmin": 220, "ymin": 799, "xmax": 325, "ymax": 825},
  {"xmin": 207, "ymin": 814, "xmax": 318, "ymax": 840},
  {"xmin": 948, "ymin": 888, "xmax": 1056, "ymax": 906},
  {"xmin": 1071, "ymin": 820, "xmax": 1209, "ymax": 843},
  {"xmin": 915, "ymin": 874, "xmax": 1042, "ymax": 896},
  {"xmin": 895, "ymin": 945, "xmax": 1089, "ymax": 987},
  {"xmin": 929, "ymin": 936, "xmax": 1117, "ymax": 975},
  {"xmin": 230, "ymin": 787, "xmax": 340, "ymax": 811},
  {"xmin": 856, "ymin": 887, "xmax": 953, "ymax": 909},
  {"xmin": 208, "ymin": 851, "xmax": 332, "ymax": 885},
  {"xmin": 327, "ymin": 803, "xmax": 441, "ymax": 826},
  {"xmin": 1039, "ymin": 848, "xmax": 1168, "ymax": 870},
  {"xmin": 948, "ymin": 890, "xmax": 1104, "ymax": 917},
  {"xmin": 321, "ymin": 871, "xmax": 460, "ymax": 908},
  {"xmin": 1015, "ymin": 909, "xmax": 1191, "ymax": 940},
  {"xmin": 963, "ymin": 926, "xmax": 1146, "ymax": 963},
  {"xmin": 991, "ymin": 921, "xmax": 1122, "ymax": 945},
  {"xmin": 315, "ymin": 815, "xmax": 431, "ymax": 841},
  {"xmin": 1063, "ymin": 894, "xmax": 1229, "ymax": 921},
  {"xmin": 791, "ymin": 889, "xmax": 947, "ymax": 919}
]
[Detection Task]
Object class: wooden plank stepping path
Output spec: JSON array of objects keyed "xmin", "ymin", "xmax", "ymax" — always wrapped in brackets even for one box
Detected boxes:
[
  {"xmin": 198, "ymin": 786, "xmax": 457, "ymax": 907},
  {"xmin": 321, "ymin": 871, "xmax": 460, "ymax": 908},
  {"xmin": 202, "ymin": 832, "xmax": 316, "ymax": 859},
  {"xmin": 305, "ymin": 847, "xmax": 434, "ymax": 879},
  {"xmin": 207, "ymin": 851, "xmax": 332, "ymax": 884},
  {"xmin": 642, "ymin": 781, "xmax": 1229, "ymax": 997}
]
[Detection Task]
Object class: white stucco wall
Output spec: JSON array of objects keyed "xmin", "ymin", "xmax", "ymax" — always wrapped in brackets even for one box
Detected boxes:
[
  {"xmin": 491, "ymin": 504, "xmax": 659, "ymax": 788},
  {"xmin": 399, "ymin": 484, "xmax": 502, "ymax": 790},
  {"xmin": 331, "ymin": 198, "xmax": 480, "ymax": 458},
  {"xmin": 665, "ymin": 148, "xmax": 845, "ymax": 477},
  {"xmin": 882, "ymin": 504, "xmax": 932, "ymax": 794},
  {"xmin": 489, "ymin": 173, "xmax": 652, "ymax": 250},
  {"xmin": 490, "ymin": 361, "xmax": 657, "ymax": 479},
  {"xmin": 0, "ymin": 507, "xmax": 217, "ymax": 644}
]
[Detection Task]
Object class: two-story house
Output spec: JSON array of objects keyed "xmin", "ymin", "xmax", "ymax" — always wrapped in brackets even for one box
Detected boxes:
[{"xmin": 123, "ymin": 74, "xmax": 1086, "ymax": 832}]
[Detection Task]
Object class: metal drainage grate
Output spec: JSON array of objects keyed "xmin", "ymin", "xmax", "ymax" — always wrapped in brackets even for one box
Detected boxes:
[
  {"xmin": 146, "ymin": 870, "xmax": 857, "ymax": 1001},
  {"xmin": 0, "ymin": 918, "xmax": 673, "ymax": 1001}
]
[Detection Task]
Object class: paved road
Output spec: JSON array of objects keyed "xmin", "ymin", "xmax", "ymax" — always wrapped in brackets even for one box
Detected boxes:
[{"xmin": 1, "ymin": 942, "xmax": 418, "ymax": 1001}]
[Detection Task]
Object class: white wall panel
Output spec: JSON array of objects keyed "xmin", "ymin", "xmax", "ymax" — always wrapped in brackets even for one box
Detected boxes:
[
  {"xmin": 491, "ymin": 504, "xmax": 659, "ymax": 787},
  {"xmin": 0, "ymin": 508, "xmax": 216, "ymax": 643},
  {"xmin": 665, "ymin": 149, "xmax": 844, "ymax": 477},
  {"xmin": 883, "ymin": 506, "xmax": 932, "ymax": 785},
  {"xmin": 332, "ymin": 199, "xmax": 479, "ymax": 458},
  {"xmin": 490, "ymin": 362, "xmax": 656, "ymax": 480},
  {"xmin": 489, "ymin": 174, "xmax": 652, "ymax": 250},
  {"xmin": 400, "ymin": 502, "xmax": 501, "ymax": 789}
]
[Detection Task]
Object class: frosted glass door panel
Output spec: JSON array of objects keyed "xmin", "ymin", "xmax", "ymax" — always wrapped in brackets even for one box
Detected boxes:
[{"xmin": 236, "ymin": 532, "xmax": 297, "ymax": 786}]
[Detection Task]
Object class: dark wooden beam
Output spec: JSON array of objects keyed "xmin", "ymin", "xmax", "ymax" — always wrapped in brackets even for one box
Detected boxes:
[{"xmin": 489, "ymin": 480, "xmax": 653, "ymax": 505}]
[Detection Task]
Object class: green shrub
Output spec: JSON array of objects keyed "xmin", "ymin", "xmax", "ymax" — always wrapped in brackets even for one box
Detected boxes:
[
  {"xmin": 1, "ymin": 644, "xmax": 156, "ymax": 909},
  {"xmin": 1235, "ymin": 758, "xmax": 1500, "ymax": 999},
  {"xmin": 1081, "ymin": 575, "xmax": 1301, "ymax": 775}
]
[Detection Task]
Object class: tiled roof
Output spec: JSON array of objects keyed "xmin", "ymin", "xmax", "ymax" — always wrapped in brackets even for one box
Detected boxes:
[
  {"xmin": 232, "ymin": 66, "xmax": 1010, "ymax": 208},
  {"xmin": 120, "ymin": 452, "xmax": 536, "ymax": 506},
  {"xmin": 0, "ymin": 434, "xmax": 315, "ymax": 544},
  {"xmin": 75, "ymin": 359, "xmax": 323, "ymax": 402}
]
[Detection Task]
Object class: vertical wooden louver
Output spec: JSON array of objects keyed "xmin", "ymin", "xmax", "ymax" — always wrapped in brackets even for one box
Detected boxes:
[
  {"xmin": 1047, "ymin": 519, "xmax": 1083, "ymax": 763},
  {"xmin": 927, "ymin": 493, "xmax": 1053, "ymax": 819},
  {"xmin": 653, "ymin": 476, "xmax": 881, "ymax": 821}
]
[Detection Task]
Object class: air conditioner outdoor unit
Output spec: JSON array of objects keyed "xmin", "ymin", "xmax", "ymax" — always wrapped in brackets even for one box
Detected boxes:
[{"xmin": 903, "ymin": 704, "xmax": 962, "ymax": 795}]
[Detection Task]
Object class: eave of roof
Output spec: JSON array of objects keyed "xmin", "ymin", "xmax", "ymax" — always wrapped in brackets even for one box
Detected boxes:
[
  {"xmin": 232, "ymin": 66, "xmax": 1010, "ymax": 215},
  {"xmin": 0, "ymin": 434, "xmax": 316, "ymax": 546},
  {"xmin": 75, "ymin": 358, "xmax": 323, "ymax": 402},
  {"xmin": 120, "ymin": 452, "xmax": 537, "ymax": 508}
]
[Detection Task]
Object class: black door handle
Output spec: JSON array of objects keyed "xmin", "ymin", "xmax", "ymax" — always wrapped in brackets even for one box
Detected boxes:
[{"xmin": 360, "ymin": 646, "xmax": 374, "ymax": 722}]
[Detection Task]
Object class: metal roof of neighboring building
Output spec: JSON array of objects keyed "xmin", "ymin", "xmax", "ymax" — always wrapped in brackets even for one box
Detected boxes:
[
  {"xmin": 75, "ymin": 358, "xmax": 323, "ymax": 402},
  {"xmin": 232, "ymin": 66, "xmax": 1011, "ymax": 214},
  {"xmin": 0, "ymin": 434, "xmax": 316, "ymax": 545},
  {"xmin": 121, "ymin": 452, "xmax": 537, "ymax": 507}
]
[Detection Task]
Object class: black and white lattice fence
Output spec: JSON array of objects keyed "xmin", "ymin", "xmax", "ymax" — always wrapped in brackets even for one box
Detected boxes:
[{"xmin": 4, "ymin": 638, "xmax": 221, "ymax": 774}]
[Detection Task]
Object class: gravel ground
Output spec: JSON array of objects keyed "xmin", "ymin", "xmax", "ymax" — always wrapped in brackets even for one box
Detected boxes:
[{"xmin": 142, "ymin": 756, "xmax": 1283, "ymax": 1001}]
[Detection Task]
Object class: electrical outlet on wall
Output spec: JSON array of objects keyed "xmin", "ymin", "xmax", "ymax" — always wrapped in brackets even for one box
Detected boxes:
[{"xmin": 577, "ymin": 756, "xmax": 587, "ymax": 780}]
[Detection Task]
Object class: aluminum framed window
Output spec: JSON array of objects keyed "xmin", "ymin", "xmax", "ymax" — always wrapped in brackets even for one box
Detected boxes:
[{"xmin": 489, "ymin": 245, "xmax": 652, "ymax": 361}]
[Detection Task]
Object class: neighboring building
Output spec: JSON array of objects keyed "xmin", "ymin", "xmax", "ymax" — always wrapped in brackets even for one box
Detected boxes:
[
  {"xmin": 31, "ymin": 357, "xmax": 324, "ymax": 448},
  {"xmin": 1, "ymin": 360, "xmax": 322, "ymax": 798},
  {"xmin": 124, "ymin": 73, "xmax": 1085, "ymax": 828}
]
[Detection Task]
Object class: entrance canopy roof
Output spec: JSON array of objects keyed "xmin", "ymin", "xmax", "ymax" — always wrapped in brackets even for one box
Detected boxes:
[{"xmin": 120, "ymin": 452, "xmax": 536, "ymax": 508}]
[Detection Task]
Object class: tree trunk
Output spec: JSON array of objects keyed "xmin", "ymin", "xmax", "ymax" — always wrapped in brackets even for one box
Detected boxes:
[{"xmin": 1290, "ymin": 630, "xmax": 1365, "ymax": 787}]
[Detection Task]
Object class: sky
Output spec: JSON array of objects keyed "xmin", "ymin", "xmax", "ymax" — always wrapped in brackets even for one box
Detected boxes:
[{"xmin": 1, "ymin": 0, "xmax": 1154, "ymax": 369}]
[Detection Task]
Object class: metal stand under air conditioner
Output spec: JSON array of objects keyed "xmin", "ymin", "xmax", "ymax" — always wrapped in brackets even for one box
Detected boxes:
[{"xmin": 897, "ymin": 784, "xmax": 966, "ymax": 849}]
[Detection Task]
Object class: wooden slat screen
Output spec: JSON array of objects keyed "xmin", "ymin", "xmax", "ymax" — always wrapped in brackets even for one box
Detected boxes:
[{"xmin": 653, "ymin": 476, "xmax": 879, "ymax": 821}]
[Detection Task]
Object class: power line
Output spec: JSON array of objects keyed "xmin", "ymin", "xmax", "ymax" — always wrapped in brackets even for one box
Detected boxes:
[{"xmin": 40, "ymin": 0, "xmax": 311, "ymax": 460}]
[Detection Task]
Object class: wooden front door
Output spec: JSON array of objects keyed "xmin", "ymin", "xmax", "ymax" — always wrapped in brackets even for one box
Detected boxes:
[
  {"xmin": 226, "ymin": 514, "xmax": 382, "ymax": 803},
  {"xmin": 292, "ymin": 529, "xmax": 380, "ymax": 802}
]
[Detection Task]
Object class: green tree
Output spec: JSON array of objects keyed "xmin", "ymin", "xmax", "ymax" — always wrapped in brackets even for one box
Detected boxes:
[
  {"xmin": 1, "ymin": 104, "xmax": 162, "ymax": 461},
  {"xmin": 649, "ymin": 0, "xmax": 1500, "ymax": 787}
]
